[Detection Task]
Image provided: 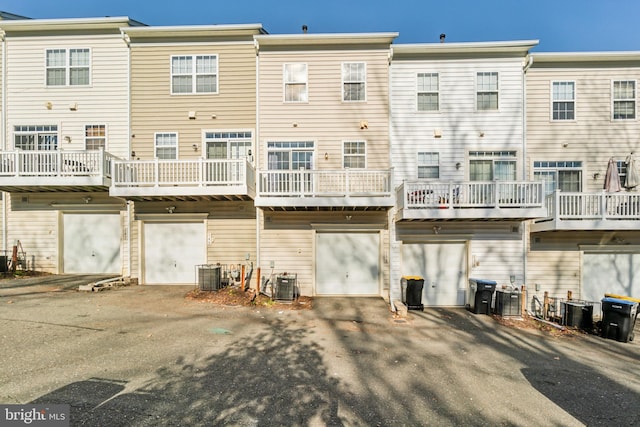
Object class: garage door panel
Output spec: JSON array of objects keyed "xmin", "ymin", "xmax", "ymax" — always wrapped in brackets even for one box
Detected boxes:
[
  {"xmin": 316, "ymin": 233, "xmax": 379, "ymax": 295},
  {"xmin": 583, "ymin": 253, "xmax": 640, "ymax": 301},
  {"xmin": 402, "ymin": 243, "xmax": 466, "ymax": 306},
  {"xmin": 63, "ymin": 214, "xmax": 121, "ymax": 274},
  {"xmin": 144, "ymin": 222, "xmax": 205, "ymax": 284}
]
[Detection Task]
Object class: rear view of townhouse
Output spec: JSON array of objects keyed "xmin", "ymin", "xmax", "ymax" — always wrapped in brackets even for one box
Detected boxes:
[
  {"xmin": 526, "ymin": 52, "xmax": 640, "ymax": 303},
  {"xmin": 0, "ymin": 13, "xmax": 638, "ymax": 306}
]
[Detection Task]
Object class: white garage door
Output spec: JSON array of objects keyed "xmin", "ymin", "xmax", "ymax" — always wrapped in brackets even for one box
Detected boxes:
[
  {"xmin": 144, "ymin": 222, "xmax": 205, "ymax": 284},
  {"xmin": 402, "ymin": 242, "xmax": 467, "ymax": 306},
  {"xmin": 63, "ymin": 213, "xmax": 121, "ymax": 274},
  {"xmin": 316, "ymin": 232, "xmax": 380, "ymax": 295},
  {"xmin": 583, "ymin": 253, "xmax": 640, "ymax": 301}
]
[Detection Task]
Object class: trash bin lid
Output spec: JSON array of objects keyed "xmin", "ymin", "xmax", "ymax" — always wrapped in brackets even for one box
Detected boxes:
[
  {"xmin": 469, "ymin": 278, "xmax": 497, "ymax": 286},
  {"xmin": 402, "ymin": 276, "xmax": 423, "ymax": 280},
  {"xmin": 602, "ymin": 297, "xmax": 637, "ymax": 306}
]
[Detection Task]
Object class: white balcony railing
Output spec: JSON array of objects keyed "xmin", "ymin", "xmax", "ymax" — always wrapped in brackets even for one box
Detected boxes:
[
  {"xmin": 544, "ymin": 190, "xmax": 640, "ymax": 220},
  {"xmin": 112, "ymin": 158, "xmax": 255, "ymax": 191},
  {"xmin": 398, "ymin": 181, "xmax": 545, "ymax": 209},
  {"xmin": 257, "ymin": 169, "xmax": 392, "ymax": 197},
  {"xmin": 0, "ymin": 149, "xmax": 115, "ymax": 178}
]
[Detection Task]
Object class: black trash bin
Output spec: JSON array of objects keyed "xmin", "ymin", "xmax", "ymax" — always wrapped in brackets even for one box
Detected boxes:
[
  {"xmin": 601, "ymin": 297, "xmax": 638, "ymax": 343},
  {"xmin": 467, "ymin": 279, "xmax": 497, "ymax": 315},
  {"xmin": 401, "ymin": 276, "xmax": 424, "ymax": 311},
  {"xmin": 562, "ymin": 301, "xmax": 594, "ymax": 331},
  {"xmin": 494, "ymin": 289, "xmax": 522, "ymax": 317}
]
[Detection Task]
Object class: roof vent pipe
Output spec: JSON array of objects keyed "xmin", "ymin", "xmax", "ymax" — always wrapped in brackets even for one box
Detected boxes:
[
  {"xmin": 440, "ymin": 33, "xmax": 446, "ymax": 43},
  {"xmin": 302, "ymin": 25, "xmax": 308, "ymax": 34}
]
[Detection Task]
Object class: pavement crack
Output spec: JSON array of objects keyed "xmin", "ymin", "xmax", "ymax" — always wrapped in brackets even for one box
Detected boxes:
[{"xmin": 0, "ymin": 317, "xmax": 105, "ymax": 331}]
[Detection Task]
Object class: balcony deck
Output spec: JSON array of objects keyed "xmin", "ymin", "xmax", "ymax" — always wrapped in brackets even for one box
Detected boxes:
[
  {"xmin": 0, "ymin": 150, "xmax": 115, "ymax": 192},
  {"xmin": 532, "ymin": 190, "xmax": 640, "ymax": 231},
  {"xmin": 254, "ymin": 169, "xmax": 394, "ymax": 209},
  {"xmin": 395, "ymin": 181, "xmax": 547, "ymax": 220},
  {"xmin": 110, "ymin": 158, "xmax": 255, "ymax": 201}
]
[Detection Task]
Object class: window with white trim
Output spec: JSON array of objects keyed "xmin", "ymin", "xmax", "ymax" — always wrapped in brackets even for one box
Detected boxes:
[
  {"xmin": 476, "ymin": 72, "xmax": 498, "ymax": 110},
  {"xmin": 171, "ymin": 55, "xmax": 218, "ymax": 94},
  {"xmin": 204, "ymin": 131, "xmax": 252, "ymax": 159},
  {"xmin": 342, "ymin": 62, "xmax": 366, "ymax": 101},
  {"xmin": 552, "ymin": 81, "xmax": 575, "ymax": 120},
  {"xmin": 533, "ymin": 161, "xmax": 582, "ymax": 196},
  {"xmin": 417, "ymin": 73, "xmax": 439, "ymax": 111},
  {"xmin": 343, "ymin": 141, "xmax": 366, "ymax": 168},
  {"xmin": 284, "ymin": 63, "xmax": 308, "ymax": 102},
  {"xmin": 155, "ymin": 133, "xmax": 177, "ymax": 159},
  {"xmin": 613, "ymin": 80, "xmax": 636, "ymax": 120},
  {"xmin": 85, "ymin": 125, "xmax": 106, "ymax": 150},
  {"xmin": 417, "ymin": 152, "xmax": 439, "ymax": 179},
  {"xmin": 14, "ymin": 125, "xmax": 58, "ymax": 150},
  {"xmin": 267, "ymin": 141, "xmax": 314, "ymax": 170},
  {"xmin": 46, "ymin": 48, "xmax": 90, "ymax": 86},
  {"xmin": 469, "ymin": 151, "xmax": 516, "ymax": 181}
]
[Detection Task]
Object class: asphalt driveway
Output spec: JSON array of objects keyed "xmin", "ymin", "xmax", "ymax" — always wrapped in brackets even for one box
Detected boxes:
[{"xmin": 0, "ymin": 277, "xmax": 639, "ymax": 426}]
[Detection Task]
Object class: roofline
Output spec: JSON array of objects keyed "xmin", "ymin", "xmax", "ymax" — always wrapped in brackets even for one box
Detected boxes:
[
  {"xmin": 0, "ymin": 16, "xmax": 145, "ymax": 31},
  {"xmin": 0, "ymin": 11, "xmax": 31, "ymax": 20},
  {"xmin": 122, "ymin": 23, "xmax": 266, "ymax": 38},
  {"xmin": 531, "ymin": 51, "xmax": 640, "ymax": 63},
  {"xmin": 254, "ymin": 32, "xmax": 398, "ymax": 47},
  {"xmin": 392, "ymin": 40, "xmax": 539, "ymax": 55}
]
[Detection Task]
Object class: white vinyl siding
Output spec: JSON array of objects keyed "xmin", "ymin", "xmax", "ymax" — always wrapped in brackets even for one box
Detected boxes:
[
  {"xmin": 284, "ymin": 63, "xmax": 308, "ymax": 102},
  {"xmin": 612, "ymin": 80, "xmax": 636, "ymax": 120},
  {"xmin": 171, "ymin": 54, "xmax": 218, "ymax": 94},
  {"xmin": 476, "ymin": 71, "xmax": 498, "ymax": 110},
  {"xmin": 342, "ymin": 62, "xmax": 366, "ymax": 102},
  {"xmin": 46, "ymin": 48, "xmax": 90, "ymax": 86},
  {"xmin": 417, "ymin": 73, "xmax": 439, "ymax": 111},
  {"xmin": 552, "ymin": 81, "xmax": 575, "ymax": 120}
]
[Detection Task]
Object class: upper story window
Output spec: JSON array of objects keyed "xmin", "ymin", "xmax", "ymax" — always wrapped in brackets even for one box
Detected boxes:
[
  {"xmin": 476, "ymin": 72, "xmax": 498, "ymax": 110},
  {"xmin": 284, "ymin": 63, "xmax": 308, "ymax": 102},
  {"xmin": 46, "ymin": 48, "xmax": 90, "ymax": 86},
  {"xmin": 552, "ymin": 81, "xmax": 575, "ymax": 120},
  {"xmin": 14, "ymin": 125, "xmax": 58, "ymax": 150},
  {"xmin": 85, "ymin": 125, "xmax": 106, "ymax": 150},
  {"xmin": 613, "ymin": 80, "xmax": 636, "ymax": 120},
  {"xmin": 417, "ymin": 152, "xmax": 439, "ymax": 179},
  {"xmin": 155, "ymin": 132, "xmax": 177, "ymax": 159},
  {"xmin": 171, "ymin": 55, "xmax": 218, "ymax": 94},
  {"xmin": 342, "ymin": 62, "xmax": 366, "ymax": 102},
  {"xmin": 343, "ymin": 141, "xmax": 366, "ymax": 168},
  {"xmin": 417, "ymin": 73, "xmax": 439, "ymax": 111}
]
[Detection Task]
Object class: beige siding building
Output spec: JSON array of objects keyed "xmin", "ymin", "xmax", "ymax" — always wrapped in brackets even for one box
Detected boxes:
[
  {"xmin": 118, "ymin": 25, "xmax": 265, "ymax": 285},
  {"xmin": 0, "ymin": 17, "xmax": 139, "ymax": 274},
  {"xmin": 526, "ymin": 52, "xmax": 640, "ymax": 302},
  {"xmin": 254, "ymin": 33, "xmax": 397, "ymax": 297}
]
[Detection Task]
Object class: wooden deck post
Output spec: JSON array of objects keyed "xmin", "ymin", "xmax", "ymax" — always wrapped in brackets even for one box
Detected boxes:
[{"xmin": 543, "ymin": 291, "xmax": 549, "ymax": 319}]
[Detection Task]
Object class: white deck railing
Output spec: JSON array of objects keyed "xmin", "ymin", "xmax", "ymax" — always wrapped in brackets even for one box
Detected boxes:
[
  {"xmin": 0, "ymin": 149, "xmax": 114, "ymax": 178},
  {"xmin": 257, "ymin": 169, "xmax": 392, "ymax": 197},
  {"xmin": 544, "ymin": 190, "xmax": 640, "ymax": 220},
  {"xmin": 112, "ymin": 158, "xmax": 255, "ymax": 189},
  {"xmin": 398, "ymin": 181, "xmax": 545, "ymax": 209}
]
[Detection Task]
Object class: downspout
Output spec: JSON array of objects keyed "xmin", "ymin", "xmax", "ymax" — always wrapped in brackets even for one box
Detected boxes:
[
  {"xmin": 1, "ymin": 30, "xmax": 6, "ymax": 255},
  {"xmin": 388, "ymin": 47, "xmax": 396, "ymax": 312},
  {"xmin": 254, "ymin": 37, "xmax": 261, "ymax": 280},
  {"xmin": 522, "ymin": 54, "xmax": 534, "ymax": 288},
  {"xmin": 121, "ymin": 29, "xmax": 132, "ymax": 278}
]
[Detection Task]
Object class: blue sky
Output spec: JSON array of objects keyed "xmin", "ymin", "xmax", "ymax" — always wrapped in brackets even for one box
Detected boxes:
[{"xmin": 2, "ymin": 0, "xmax": 639, "ymax": 52}]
